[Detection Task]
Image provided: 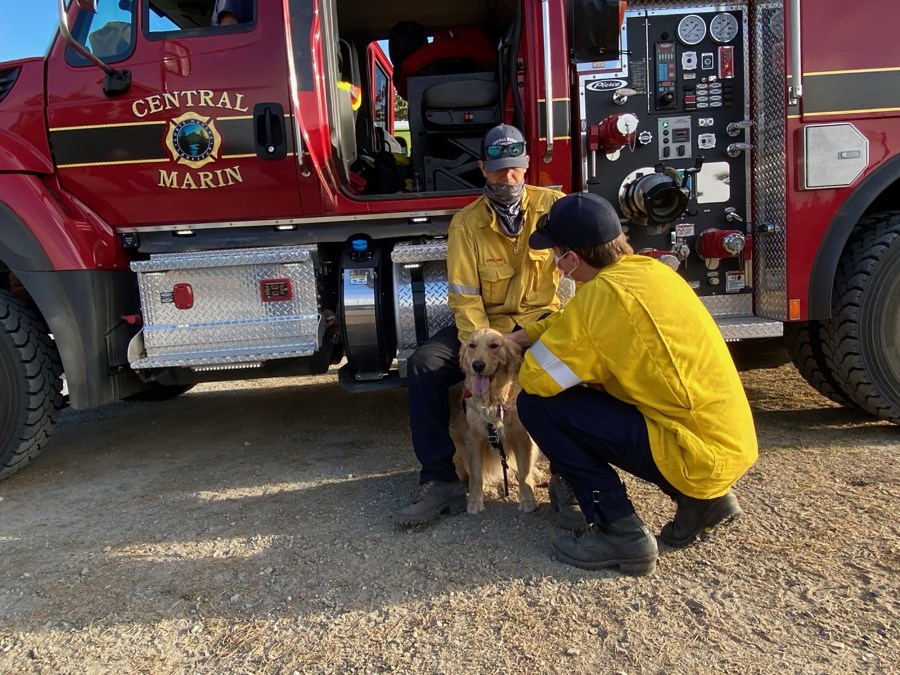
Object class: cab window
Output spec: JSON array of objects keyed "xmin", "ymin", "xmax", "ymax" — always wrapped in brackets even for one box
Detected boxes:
[
  {"xmin": 146, "ymin": 0, "xmax": 256, "ymax": 35},
  {"xmin": 373, "ymin": 62, "xmax": 390, "ymax": 131},
  {"xmin": 66, "ymin": 0, "xmax": 136, "ymax": 65}
]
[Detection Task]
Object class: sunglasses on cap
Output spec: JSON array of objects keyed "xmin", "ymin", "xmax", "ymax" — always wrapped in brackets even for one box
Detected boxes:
[{"xmin": 484, "ymin": 141, "xmax": 526, "ymax": 160}]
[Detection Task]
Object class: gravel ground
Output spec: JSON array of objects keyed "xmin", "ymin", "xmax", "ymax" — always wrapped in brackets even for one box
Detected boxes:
[{"xmin": 0, "ymin": 364, "xmax": 897, "ymax": 674}]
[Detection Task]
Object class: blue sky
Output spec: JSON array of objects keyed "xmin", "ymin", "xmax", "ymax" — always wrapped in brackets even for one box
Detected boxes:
[
  {"xmin": 0, "ymin": 3, "xmax": 61, "ymax": 62},
  {"xmin": 0, "ymin": 4, "xmax": 396, "ymax": 64}
]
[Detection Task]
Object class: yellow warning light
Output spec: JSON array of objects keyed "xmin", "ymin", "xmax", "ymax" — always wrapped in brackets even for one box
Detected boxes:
[{"xmin": 789, "ymin": 299, "xmax": 801, "ymax": 320}]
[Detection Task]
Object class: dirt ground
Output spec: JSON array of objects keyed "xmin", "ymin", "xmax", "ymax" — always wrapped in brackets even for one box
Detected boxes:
[{"xmin": 0, "ymin": 364, "xmax": 897, "ymax": 674}]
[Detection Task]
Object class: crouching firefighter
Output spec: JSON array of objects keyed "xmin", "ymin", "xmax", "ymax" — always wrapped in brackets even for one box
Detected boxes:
[{"xmin": 507, "ymin": 192, "xmax": 758, "ymax": 576}]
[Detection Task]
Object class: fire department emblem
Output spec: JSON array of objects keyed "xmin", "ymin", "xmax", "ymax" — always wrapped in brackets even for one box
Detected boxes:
[{"xmin": 165, "ymin": 112, "xmax": 222, "ymax": 169}]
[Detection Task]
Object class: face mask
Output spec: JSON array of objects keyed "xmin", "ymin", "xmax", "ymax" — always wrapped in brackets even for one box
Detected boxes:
[
  {"xmin": 484, "ymin": 180, "xmax": 525, "ymax": 207},
  {"xmin": 555, "ymin": 251, "xmax": 579, "ymax": 279}
]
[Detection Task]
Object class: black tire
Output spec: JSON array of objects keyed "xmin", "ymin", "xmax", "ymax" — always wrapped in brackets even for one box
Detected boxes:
[
  {"xmin": 783, "ymin": 320, "xmax": 860, "ymax": 409},
  {"xmin": 125, "ymin": 382, "xmax": 195, "ymax": 402},
  {"xmin": 0, "ymin": 290, "xmax": 65, "ymax": 480},
  {"xmin": 825, "ymin": 211, "xmax": 900, "ymax": 422}
]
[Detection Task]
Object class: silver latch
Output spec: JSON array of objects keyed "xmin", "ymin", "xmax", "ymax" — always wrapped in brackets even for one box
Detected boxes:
[
  {"xmin": 726, "ymin": 120, "xmax": 754, "ymax": 137},
  {"xmin": 727, "ymin": 142, "xmax": 753, "ymax": 158},
  {"xmin": 725, "ymin": 207, "xmax": 744, "ymax": 222},
  {"xmin": 613, "ymin": 87, "xmax": 637, "ymax": 106}
]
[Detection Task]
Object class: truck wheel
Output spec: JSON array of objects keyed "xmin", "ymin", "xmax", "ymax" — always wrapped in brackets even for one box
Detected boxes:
[
  {"xmin": 826, "ymin": 211, "xmax": 900, "ymax": 422},
  {"xmin": 0, "ymin": 290, "xmax": 65, "ymax": 480},
  {"xmin": 783, "ymin": 321, "xmax": 860, "ymax": 409},
  {"xmin": 125, "ymin": 383, "xmax": 195, "ymax": 402}
]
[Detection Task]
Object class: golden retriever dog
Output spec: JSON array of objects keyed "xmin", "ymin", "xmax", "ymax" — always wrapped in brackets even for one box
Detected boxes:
[{"xmin": 451, "ymin": 328, "xmax": 538, "ymax": 514}]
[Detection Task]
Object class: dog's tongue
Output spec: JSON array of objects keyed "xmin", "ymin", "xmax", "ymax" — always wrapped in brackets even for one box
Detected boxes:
[{"xmin": 471, "ymin": 374, "xmax": 491, "ymax": 396}]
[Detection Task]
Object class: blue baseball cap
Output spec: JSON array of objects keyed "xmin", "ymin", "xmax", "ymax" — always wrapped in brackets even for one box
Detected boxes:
[
  {"xmin": 529, "ymin": 192, "xmax": 623, "ymax": 250},
  {"xmin": 481, "ymin": 124, "xmax": 529, "ymax": 172}
]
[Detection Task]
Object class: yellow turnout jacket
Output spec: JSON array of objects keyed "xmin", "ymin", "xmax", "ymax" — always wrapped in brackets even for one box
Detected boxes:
[
  {"xmin": 448, "ymin": 186, "xmax": 564, "ymax": 342},
  {"xmin": 520, "ymin": 254, "xmax": 758, "ymax": 498}
]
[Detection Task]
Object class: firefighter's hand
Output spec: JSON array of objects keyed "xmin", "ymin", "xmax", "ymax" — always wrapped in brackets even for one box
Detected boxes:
[{"xmin": 504, "ymin": 331, "xmax": 533, "ymax": 348}]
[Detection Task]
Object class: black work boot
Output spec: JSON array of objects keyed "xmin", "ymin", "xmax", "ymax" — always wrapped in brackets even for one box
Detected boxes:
[
  {"xmin": 393, "ymin": 480, "xmax": 467, "ymax": 526},
  {"xmin": 552, "ymin": 513, "xmax": 658, "ymax": 576},
  {"xmin": 658, "ymin": 492, "xmax": 743, "ymax": 548},
  {"xmin": 548, "ymin": 473, "xmax": 588, "ymax": 531}
]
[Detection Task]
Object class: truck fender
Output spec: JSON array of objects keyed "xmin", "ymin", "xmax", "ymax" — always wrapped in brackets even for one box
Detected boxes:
[
  {"xmin": 808, "ymin": 152, "xmax": 900, "ymax": 319},
  {"xmin": 0, "ymin": 129, "xmax": 54, "ymax": 174},
  {"xmin": 0, "ymin": 180, "xmax": 143, "ymax": 409},
  {"xmin": 0, "ymin": 173, "xmax": 122, "ymax": 271},
  {"xmin": 0, "ymin": 200, "xmax": 52, "ymax": 271},
  {"xmin": 13, "ymin": 266, "xmax": 144, "ymax": 410}
]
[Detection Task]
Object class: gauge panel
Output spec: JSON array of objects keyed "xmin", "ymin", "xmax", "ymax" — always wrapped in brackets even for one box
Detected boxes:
[
  {"xmin": 677, "ymin": 14, "xmax": 707, "ymax": 46},
  {"xmin": 710, "ymin": 12, "xmax": 739, "ymax": 43}
]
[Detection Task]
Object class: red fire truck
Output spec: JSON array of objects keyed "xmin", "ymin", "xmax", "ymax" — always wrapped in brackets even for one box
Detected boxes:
[{"xmin": 1, "ymin": 0, "xmax": 898, "ymax": 479}]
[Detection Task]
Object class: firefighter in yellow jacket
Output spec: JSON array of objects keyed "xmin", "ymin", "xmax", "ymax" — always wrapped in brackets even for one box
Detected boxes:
[
  {"xmin": 395, "ymin": 124, "xmax": 564, "ymax": 526},
  {"xmin": 508, "ymin": 192, "xmax": 758, "ymax": 575}
]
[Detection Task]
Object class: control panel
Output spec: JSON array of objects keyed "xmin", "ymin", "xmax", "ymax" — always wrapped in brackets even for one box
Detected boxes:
[{"xmin": 577, "ymin": 5, "xmax": 751, "ymax": 298}]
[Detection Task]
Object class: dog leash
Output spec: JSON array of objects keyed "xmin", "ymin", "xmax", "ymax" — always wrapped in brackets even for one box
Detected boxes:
[{"xmin": 486, "ymin": 405, "xmax": 510, "ymax": 497}]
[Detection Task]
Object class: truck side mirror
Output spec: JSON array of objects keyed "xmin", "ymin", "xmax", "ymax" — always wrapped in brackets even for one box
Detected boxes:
[{"xmin": 58, "ymin": 0, "xmax": 132, "ymax": 96}]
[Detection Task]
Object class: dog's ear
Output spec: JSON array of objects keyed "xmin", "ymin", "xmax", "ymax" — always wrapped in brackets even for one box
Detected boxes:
[
  {"xmin": 458, "ymin": 338, "xmax": 471, "ymax": 372},
  {"xmin": 500, "ymin": 335, "xmax": 524, "ymax": 372}
]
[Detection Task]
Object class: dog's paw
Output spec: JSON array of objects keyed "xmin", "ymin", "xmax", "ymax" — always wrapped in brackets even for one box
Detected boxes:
[
  {"xmin": 467, "ymin": 498, "xmax": 485, "ymax": 514},
  {"xmin": 518, "ymin": 496, "xmax": 538, "ymax": 513}
]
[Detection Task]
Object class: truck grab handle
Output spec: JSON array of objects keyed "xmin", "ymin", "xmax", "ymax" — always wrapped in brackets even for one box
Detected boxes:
[
  {"xmin": 541, "ymin": 0, "xmax": 554, "ymax": 163},
  {"xmin": 789, "ymin": 0, "xmax": 803, "ymax": 104}
]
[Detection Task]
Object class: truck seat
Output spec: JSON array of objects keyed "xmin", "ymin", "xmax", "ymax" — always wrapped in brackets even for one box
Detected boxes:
[
  {"xmin": 422, "ymin": 80, "xmax": 499, "ymax": 112},
  {"xmin": 407, "ymin": 71, "xmax": 500, "ymax": 191}
]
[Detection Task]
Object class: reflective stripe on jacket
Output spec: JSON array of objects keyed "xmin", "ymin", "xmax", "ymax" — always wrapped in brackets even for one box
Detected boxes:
[
  {"xmin": 447, "ymin": 185, "xmax": 564, "ymax": 342},
  {"xmin": 520, "ymin": 254, "xmax": 758, "ymax": 498}
]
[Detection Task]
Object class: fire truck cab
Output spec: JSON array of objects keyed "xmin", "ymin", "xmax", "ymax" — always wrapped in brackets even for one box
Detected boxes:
[{"xmin": 1, "ymin": 0, "xmax": 899, "ymax": 480}]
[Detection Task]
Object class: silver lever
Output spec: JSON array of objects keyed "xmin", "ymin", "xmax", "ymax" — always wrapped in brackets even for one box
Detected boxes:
[
  {"xmin": 726, "ymin": 120, "xmax": 754, "ymax": 137},
  {"xmin": 613, "ymin": 88, "xmax": 637, "ymax": 106},
  {"xmin": 727, "ymin": 142, "xmax": 754, "ymax": 158},
  {"xmin": 725, "ymin": 207, "xmax": 744, "ymax": 222}
]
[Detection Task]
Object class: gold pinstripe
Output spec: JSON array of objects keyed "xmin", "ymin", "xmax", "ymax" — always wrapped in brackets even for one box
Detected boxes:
[
  {"xmin": 50, "ymin": 113, "xmax": 290, "ymax": 132},
  {"xmin": 805, "ymin": 66, "xmax": 900, "ymax": 77},
  {"xmin": 800, "ymin": 107, "xmax": 900, "ymax": 118},
  {"xmin": 57, "ymin": 158, "xmax": 170, "ymax": 169},
  {"xmin": 57, "ymin": 152, "xmax": 296, "ymax": 169},
  {"xmin": 50, "ymin": 120, "xmax": 166, "ymax": 132}
]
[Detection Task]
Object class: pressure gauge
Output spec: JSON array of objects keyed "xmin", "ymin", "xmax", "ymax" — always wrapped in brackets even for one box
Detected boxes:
[
  {"xmin": 677, "ymin": 14, "xmax": 707, "ymax": 46},
  {"xmin": 710, "ymin": 12, "xmax": 739, "ymax": 43}
]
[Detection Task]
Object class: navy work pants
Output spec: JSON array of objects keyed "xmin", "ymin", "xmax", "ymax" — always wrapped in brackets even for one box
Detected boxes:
[
  {"xmin": 407, "ymin": 325, "xmax": 464, "ymax": 484},
  {"xmin": 517, "ymin": 387, "xmax": 678, "ymax": 524}
]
